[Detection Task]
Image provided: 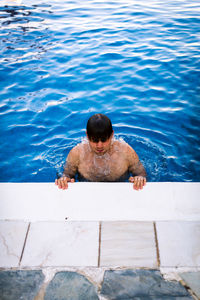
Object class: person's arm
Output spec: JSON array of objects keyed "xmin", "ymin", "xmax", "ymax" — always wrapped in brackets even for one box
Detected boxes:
[
  {"xmin": 55, "ymin": 146, "xmax": 79, "ymax": 190},
  {"xmin": 127, "ymin": 145, "xmax": 147, "ymax": 190}
]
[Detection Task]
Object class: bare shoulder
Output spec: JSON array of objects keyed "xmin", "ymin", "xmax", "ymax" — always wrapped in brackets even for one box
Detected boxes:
[
  {"xmin": 113, "ymin": 139, "xmax": 139, "ymax": 163},
  {"xmin": 127, "ymin": 143, "xmax": 138, "ymax": 160},
  {"xmin": 112, "ymin": 139, "xmax": 128, "ymax": 150},
  {"xmin": 67, "ymin": 144, "xmax": 81, "ymax": 164},
  {"xmin": 114, "ymin": 139, "xmax": 138, "ymax": 155},
  {"xmin": 63, "ymin": 143, "xmax": 81, "ymax": 177}
]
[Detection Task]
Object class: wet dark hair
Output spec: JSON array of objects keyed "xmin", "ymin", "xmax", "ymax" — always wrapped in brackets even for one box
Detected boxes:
[{"xmin": 87, "ymin": 114, "xmax": 113, "ymax": 142}]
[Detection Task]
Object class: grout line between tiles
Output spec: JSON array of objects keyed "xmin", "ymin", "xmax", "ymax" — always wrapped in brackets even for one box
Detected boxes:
[
  {"xmin": 153, "ymin": 222, "xmax": 160, "ymax": 267},
  {"xmin": 98, "ymin": 221, "xmax": 102, "ymax": 267},
  {"xmin": 19, "ymin": 222, "xmax": 30, "ymax": 266}
]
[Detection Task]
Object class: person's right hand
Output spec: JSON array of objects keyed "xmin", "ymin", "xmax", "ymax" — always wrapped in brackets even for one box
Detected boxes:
[{"xmin": 55, "ymin": 176, "xmax": 75, "ymax": 190}]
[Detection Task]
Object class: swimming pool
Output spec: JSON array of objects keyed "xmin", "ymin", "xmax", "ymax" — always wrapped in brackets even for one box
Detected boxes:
[{"xmin": 0, "ymin": 0, "xmax": 199, "ymax": 182}]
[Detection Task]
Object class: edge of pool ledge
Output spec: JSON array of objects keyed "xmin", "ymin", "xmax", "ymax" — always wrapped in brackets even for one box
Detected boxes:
[{"xmin": 0, "ymin": 182, "xmax": 200, "ymax": 221}]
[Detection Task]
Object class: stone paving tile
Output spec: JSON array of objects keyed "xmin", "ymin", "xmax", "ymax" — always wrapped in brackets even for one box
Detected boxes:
[
  {"xmin": 107, "ymin": 297, "xmax": 193, "ymax": 299},
  {"xmin": 0, "ymin": 220, "xmax": 29, "ymax": 268},
  {"xmin": 0, "ymin": 270, "xmax": 44, "ymax": 300},
  {"xmin": 179, "ymin": 272, "xmax": 200, "ymax": 299},
  {"xmin": 21, "ymin": 221, "xmax": 99, "ymax": 267},
  {"xmin": 100, "ymin": 221, "xmax": 157, "ymax": 267},
  {"xmin": 44, "ymin": 271, "xmax": 99, "ymax": 300},
  {"xmin": 156, "ymin": 221, "xmax": 200, "ymax": 267},
  {"xmin": 100, "ymin": 269, "xmax": 193, "ymax": 299}
]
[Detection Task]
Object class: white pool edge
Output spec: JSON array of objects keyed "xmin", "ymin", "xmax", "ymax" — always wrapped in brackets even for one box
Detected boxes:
[{"xmin": 0, "ymin": 182, "xmax": 200, "ymax": 221}]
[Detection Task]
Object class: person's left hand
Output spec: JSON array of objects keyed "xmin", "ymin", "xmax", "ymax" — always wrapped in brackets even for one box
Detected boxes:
[{"xmin": 129, "ymin": 176, "xmax": 146, "ymax": 190}]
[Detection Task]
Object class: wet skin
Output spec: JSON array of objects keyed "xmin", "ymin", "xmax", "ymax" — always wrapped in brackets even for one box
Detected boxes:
[{"xmin": 55, "ymin": 133, "xmax": 147, "ymax": 190}]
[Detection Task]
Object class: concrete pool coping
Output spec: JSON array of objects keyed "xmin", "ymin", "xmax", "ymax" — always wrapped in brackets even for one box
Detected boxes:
[
  {"xmin": 0, "ymin": 182, "xmax": 200, "ymax": 221},
  {"xmin": 0, "ymin": 182, "xmax": 200, "ymax": 299}
]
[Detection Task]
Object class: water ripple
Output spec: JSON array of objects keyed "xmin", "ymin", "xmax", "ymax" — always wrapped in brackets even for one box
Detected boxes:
[{"xmin": 0, "ymin": 0, "xmax": 200, "ymax": 182}]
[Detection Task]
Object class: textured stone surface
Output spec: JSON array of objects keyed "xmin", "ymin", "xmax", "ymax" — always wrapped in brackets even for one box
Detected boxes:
[
  {"xmin": 0, "ymin": 270, "xmax": 44, "ymax": 300},
  {"xmin": 44, "ymin": 271, "xmax": 99, "ymax": 300},
  {"xmin": 100, "ymin": 221, "xmax": 157, "ymax": 267},
  {"xmin": 100, "ymin": 269, "xmax": 193, "ymax": 299},
  {"xmin": 21, "ymin": 221, "xmax": 99, "ymax": 267},
  {"xmin": 111, "ymin": 297, "xmax": 193, "ymax": 300},
  {"xmin": 179, "ymin": 272, "xmax": 200, "ymax": 298},
  {"xmin": 0, "ymin": 220, "xmax": 28, "ymax": 267},
  {"xmin": 156, "ymin": 221, "xmax": 200, "ymax": 267}
]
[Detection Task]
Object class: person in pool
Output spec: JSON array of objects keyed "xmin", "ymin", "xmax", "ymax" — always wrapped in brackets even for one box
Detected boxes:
[{"xmin": 55, "ymin": 113, "xmax": 147, "ymax": 190}]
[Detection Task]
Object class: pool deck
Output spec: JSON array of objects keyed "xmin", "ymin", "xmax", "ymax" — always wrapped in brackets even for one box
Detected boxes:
[{"xmin": 0, "ymin": 182, "xmax": 200, "ymax": 299}]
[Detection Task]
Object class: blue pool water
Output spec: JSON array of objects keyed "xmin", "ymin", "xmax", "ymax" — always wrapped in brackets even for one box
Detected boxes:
[{"xmin": 0, "ymin": 0, "xmax": 200, "ymax": 182}]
